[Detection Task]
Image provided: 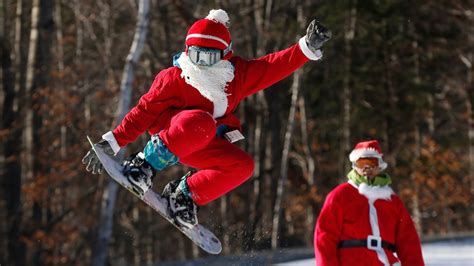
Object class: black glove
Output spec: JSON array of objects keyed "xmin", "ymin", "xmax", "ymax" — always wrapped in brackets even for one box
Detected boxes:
[
  {"xmin": 305, "ymin": 19, "xmax": 332, "ymax": 53},
  {"xmin": 82, "ymin": 139, "xmax": 114, "ymax": 174}
]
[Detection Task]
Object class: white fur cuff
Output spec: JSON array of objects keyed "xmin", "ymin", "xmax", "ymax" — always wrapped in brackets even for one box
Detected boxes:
[
  {"xmin": 102, "ymin": 131, "xmax": 121, "ymax": 155},
  {"xmin": 298, "ymin": 36, "xmax": 323, "ymax": 61}
]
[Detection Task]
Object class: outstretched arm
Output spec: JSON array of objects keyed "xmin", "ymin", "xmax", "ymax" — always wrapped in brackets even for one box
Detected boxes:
[{"xmin": 240, "ymin": 19, "xmax": 331, "ymax": 97}]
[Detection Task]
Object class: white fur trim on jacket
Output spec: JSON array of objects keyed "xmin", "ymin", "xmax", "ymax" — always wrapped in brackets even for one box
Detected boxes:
[
  {"xmin": 102, "ymin": 131, "xmax": 121, "ymax": 155},
  {"xmin": 298, "ymin": 36, "xmax": 322, "ymax": 61},
  {"xmin": 348, "ymin": 180, "xmax": 393, "ymax": 265},
  {"xmin": 358, "ymin": 183, "xmax": 394, "ymax": 201},
  {"xmin": 348, "ymin": 180, "xmax": 394, "ymax": 201}
]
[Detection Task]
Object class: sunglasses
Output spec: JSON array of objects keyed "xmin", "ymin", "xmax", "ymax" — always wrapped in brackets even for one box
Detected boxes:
[
  {"xmin": 355, "ymin": 158, "xmax": 379, "ymax": 169},
  {"xmin": 187, "ymin": 46, "xmax": 222, "ymax": 66}
]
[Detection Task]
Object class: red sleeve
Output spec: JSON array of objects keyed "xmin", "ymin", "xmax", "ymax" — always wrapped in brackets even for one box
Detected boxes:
[
  {"xmin": 238, "ymin": 41, "xmax": 310, "ymax": 98},
  {"xmin": 394, "ymin": 198, "xmax": 425, "ymax": 266},
  {"xmin": 112, "ymin": 70, "xmax": 183, "ymax": 147},
  {"xmin": 314, "ymin": 189, "xmax": 343, "ymax": 266}
]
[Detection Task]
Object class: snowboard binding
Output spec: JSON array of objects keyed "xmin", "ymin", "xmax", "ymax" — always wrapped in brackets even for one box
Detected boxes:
[
  {"xmin": 122, "ymin": 152, "xmax": 156, "ymax": 197},
  {"xmin": 162, "ymin": 171, "xmax": 199, "ymax": 229}
]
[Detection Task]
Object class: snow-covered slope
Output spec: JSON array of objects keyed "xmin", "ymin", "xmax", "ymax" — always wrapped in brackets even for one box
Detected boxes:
[
  {"xmin": 158, "ymin": 236, "xmax": 474, "ymax": 265},
  {"xmin": 275, "ymin": 237, "xmax": 474, "ymax": 266}
]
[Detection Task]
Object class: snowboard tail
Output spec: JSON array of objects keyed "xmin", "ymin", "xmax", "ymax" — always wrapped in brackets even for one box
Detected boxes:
[{"xmin": 87, "ymin": 136, "xmax": 222, "ymax": 254}]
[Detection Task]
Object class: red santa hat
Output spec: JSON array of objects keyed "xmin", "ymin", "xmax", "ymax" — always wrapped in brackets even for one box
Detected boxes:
[
  {"xmin": 185, "ymin": 9, "xmax": 233, "ymax": 59},
  {"xmin": 349, "ymin": 140, "xmax": 388, "ymax": 170}
]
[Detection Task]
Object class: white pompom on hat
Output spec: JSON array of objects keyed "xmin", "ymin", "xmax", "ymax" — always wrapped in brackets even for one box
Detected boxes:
[
  {"xmin": 349, "ymin": 140, "xmax": 388, "ymax": 170},
  {"xmin": 206, "ymin": 9, "xmax": 230, "ymax": 26},
  {"xmin": 185, "ymin": 9, "xmax": 233, "ymax": 59}
]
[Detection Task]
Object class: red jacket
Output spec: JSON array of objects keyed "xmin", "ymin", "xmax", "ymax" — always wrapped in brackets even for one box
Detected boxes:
[
  {"xmin": 314, "ymin": 182, "xmax": 424, "ymax": 266},
  {"xmin": 112, "ymin": 39, "xmax": 318, "ymax": 147}
]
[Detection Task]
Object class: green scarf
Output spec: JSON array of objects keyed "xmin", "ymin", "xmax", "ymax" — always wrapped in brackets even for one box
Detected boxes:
[{"xmin": 347, "ymin": 169, "xmax": 392, "ymax": 186}]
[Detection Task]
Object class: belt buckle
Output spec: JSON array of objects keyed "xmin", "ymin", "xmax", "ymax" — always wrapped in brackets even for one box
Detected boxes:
[{"xmin": 367, "ymin": 235, "xmax": 382, "ymax": 251}]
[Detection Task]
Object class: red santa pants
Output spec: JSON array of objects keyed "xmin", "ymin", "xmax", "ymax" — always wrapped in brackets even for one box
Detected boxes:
[{"xmin": 158, "ymin": 110, "xmax": 255, "ymax": 205}]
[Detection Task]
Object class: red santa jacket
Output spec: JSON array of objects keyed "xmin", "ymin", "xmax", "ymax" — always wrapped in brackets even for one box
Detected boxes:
[
  {"xmin": 314, "ymin": 182, "xmax": 424, "ymax": 266},
  {"xmin": 109, "ymin": 38, "xmax": 320, "ymax": 149}
]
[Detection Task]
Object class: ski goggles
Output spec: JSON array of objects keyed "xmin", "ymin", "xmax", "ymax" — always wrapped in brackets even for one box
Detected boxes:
[
  {"xmin": 355, "ymin": 158, "xmax": 379, "ymax": 169},
  {"xmin": 187, "ymin": 46, "xmax": 222, "ymax": 66}
]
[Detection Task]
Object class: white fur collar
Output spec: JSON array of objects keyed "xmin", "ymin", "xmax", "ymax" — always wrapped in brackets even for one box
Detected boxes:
[
  {"xmin": 348, "ymin": 180, "xmax": 394, "ymax": 201},
  {"xmin": 177, "ymin": 53, "xmax": 234, "ymax": 118}
]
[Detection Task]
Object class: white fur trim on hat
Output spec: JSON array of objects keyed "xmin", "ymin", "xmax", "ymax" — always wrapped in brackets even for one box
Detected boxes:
[
  {"xmin": 349, "ymin": 148, "xmax": 388, "ymax": 170},
  {"xmin": 349, "ymin": 147, "xmax": 381, "ymax": 162},
  {"xmin": 206, "ymin": 9, "xmax": 230, "ymax": 27},
  {"xmin": 298, "ymin": 37, "xmax": 322, "ymax": 61}
]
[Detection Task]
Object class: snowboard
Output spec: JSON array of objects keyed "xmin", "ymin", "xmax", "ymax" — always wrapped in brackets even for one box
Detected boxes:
[{"xmin": 87, "ymin": 136, "xmax": 222, "ymax": 254}]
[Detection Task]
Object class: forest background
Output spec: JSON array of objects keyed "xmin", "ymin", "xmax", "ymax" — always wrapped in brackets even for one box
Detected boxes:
[{"xmin": 1, "ymin": 0, "xmax": 473, "ymax": 265}]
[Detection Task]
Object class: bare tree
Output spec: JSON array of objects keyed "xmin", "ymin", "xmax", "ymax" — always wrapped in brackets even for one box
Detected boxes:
[
  {"xmin": 54, "ymin": 0, "xmax": 66, "ymax": 159},
  {"xmin": 238, "ymin": 0, "xmax": 274, "ymax": 251},
  {"xmin": 1, "ymin": 1, "xmax": 24, "ymax": 265},
  {"xmin": 91, "ymin": 1, "xmax": 150, "ymax": 265},
  {"xmin": 21, "ymin": 0, "xmax": 40, "ymax": 262},
  {"xmin": 271, "ymin": 62, "xmax": 302, "ymax": 248},
  {"xmin": 298, "ymin": 94, "xmax": 317, "ymax": 245},
  {"xmin": 409, "ymin": 21, "xmax": 423, "ymax": 234},
  {"xmin": 23, "ymin": 0, "xmax": 39, "ymax": 188},
  {"xmin": 270, "ymin": 0, "xmax": 308, "ymax": 248},
  {"xmin": 458, "ymin": 52, "xmax": 473, "ymax": 194},
  {"xmin": 458, "ymin": 51, "xmax": 473, "ymax": 227},
  {"xmin": 271, "ymin": 67, "xmax": 301, "ymax": 249},
  {"xmin": 339, "ymin": 0, "xmax": 357, "ymax": 179}
]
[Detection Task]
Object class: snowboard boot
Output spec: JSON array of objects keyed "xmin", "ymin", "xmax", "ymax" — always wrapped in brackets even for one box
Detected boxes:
[
  {"xmin": 162, "ymin": 171, "xmax": 198, "ymax": 229},
  {"xmin": 122, "ymin": 152, "xmax": 156, "ymax": 197}
]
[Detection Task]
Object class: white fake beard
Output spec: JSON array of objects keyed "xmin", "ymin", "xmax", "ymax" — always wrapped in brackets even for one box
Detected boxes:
[{"xmin": 177, "ymin": 52, "xmax": 235, "ymax": 118}]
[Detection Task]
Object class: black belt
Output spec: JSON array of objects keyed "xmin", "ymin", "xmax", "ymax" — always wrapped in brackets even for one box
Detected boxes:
[{"xmin": 338, "ymin": 239, "xmax": 396, "ymax": 252}]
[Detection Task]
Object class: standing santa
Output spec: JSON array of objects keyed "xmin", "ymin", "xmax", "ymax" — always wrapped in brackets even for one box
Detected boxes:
[
  {"xmin": 314, "ymin": 140, "xmax": 424, "ymax": 265},
  {"xmin": 83, "ymin": 9, "xmax": 331, "ymax": 228}
]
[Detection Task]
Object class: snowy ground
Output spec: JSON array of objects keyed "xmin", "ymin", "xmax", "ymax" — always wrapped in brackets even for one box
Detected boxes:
[
  {"xmin": 160, "ymin": 237, "xmax": 474, "ymax": 265},
  {"xmin": 275, "ymin": 237, "xmax": 474, "ymax": 266}
]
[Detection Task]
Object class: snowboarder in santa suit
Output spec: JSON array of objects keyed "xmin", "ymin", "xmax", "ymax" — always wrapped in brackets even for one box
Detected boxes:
[
  {"xmin": 83, "ymin": 9, "xmax": 331, "ymax": 229},
  {"xmin": 314, "ymin": 140, "xmax": 424, "ymax": 266}
]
